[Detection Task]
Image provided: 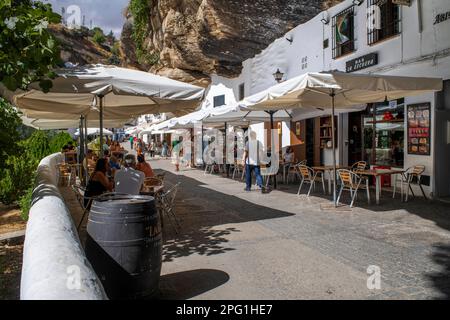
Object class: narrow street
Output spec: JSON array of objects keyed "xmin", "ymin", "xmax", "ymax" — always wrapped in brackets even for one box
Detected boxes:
[{"xmin": 129, "ymin": 158, "xmax": 450, "ymax": 300}]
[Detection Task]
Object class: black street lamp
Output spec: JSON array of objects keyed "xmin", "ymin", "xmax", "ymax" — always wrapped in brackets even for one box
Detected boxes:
[{"xmin": 273, "ymin": 68, "xmax": 284, "ymax": 83}]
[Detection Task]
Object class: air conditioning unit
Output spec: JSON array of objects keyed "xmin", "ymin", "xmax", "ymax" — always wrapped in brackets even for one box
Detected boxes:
[{"xmin": 392, "ymin": 0, "xmax": 411, "ymax": 6}]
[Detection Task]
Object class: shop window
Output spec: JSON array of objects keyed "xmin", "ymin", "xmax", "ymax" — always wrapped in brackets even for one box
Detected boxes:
[
  {"xmin": 238, "ymin": 84, "xmax": 245, "ymax": 101},
  {"xmin": 367, "ymin": 0, "xmax": 401, "ymax": 45},
  {"xmin": 213, "ymin": 95, "xmax": 225, "ymax": 107},
  {"xmin": 332, "ymin": 6, "xmax": 355, "ymax": 59},
  {"xmin": 363, "ymin": 99, "xmax": 405, "ymax": 167}
]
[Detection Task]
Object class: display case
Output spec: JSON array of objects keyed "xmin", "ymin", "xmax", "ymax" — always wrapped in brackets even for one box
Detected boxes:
[{"xmin": 363, "ymin": 99, "xmax": 405, "ymax": 167}]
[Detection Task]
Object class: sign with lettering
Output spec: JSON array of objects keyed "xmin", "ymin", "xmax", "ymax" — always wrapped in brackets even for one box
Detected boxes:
[
  {"xmin": 346, "ymin": 53, "xmax": 378, "ymax": 73},
  {"xmin": 434, "ymin": 11, "xmax": 450, "ymax": 25},
  {"xmin": 392, "ymin": 0, "xmax": 411, "ymax": 6}
]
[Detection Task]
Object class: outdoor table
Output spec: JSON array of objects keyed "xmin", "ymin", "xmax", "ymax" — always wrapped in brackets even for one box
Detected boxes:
[
  {"xmin": 312, "ymin": 165, "xmax": 349, "ymax": 195},
  {"xmin": 357, "ymin": 169, "xmax": 405, "ymax": 205}
]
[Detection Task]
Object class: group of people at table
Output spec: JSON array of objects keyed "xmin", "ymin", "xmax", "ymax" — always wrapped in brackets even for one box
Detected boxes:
[{"xmin": 61, "ymin": 140, "xmax": 156, "ymax": 207}]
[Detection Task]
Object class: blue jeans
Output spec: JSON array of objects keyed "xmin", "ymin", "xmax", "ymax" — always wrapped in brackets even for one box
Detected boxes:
[{"xmin": 245, "ymin": 164, "xmax": 263, "ymax": 190}]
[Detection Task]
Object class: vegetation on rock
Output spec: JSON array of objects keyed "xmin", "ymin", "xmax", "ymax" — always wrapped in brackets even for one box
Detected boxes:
[{"xmin": 128, "ymin": 0, "xmax": 159, "ymax": 66}]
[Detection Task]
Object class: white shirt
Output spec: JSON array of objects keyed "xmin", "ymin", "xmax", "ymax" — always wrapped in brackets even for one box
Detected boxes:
[
  {"xmin": 245, "ymin": 140, "xmax": 265, "ymax": 166},
  {"xmin": 284, "ymin": 152, "xmax": 294, "ymax": 163},
  {"xmin": 114, "ymin": 167, "xmax": 145, "ymax": 195}
]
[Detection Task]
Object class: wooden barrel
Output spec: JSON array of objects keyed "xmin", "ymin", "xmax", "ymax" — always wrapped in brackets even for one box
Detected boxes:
[{"xmin": 85, "ymin": 194, "xmax": 162, "ymax": 299}]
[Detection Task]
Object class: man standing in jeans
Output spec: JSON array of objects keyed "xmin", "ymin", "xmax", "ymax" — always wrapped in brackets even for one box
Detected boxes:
[{"xmin": 243, "ymin": 130, "xmax": 265, "ymax": 192}]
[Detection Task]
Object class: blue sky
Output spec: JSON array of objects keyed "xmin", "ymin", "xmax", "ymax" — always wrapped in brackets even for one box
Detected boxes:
[{"xmin": 44, "ymin": 0, "xmax": 130, "ymax": 37}]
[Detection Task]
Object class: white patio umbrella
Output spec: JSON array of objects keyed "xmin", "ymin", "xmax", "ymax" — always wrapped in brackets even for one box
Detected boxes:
[
  {"xmin": 13, "ymin": 64, "xmax": 205, "ymax": 157},
  {"xmin": 21, "ymin": 116, "xmax": 130, "ymax": 130},
  {"xmin": 240, "ymin": 71, "xmax": 443, "ymax": 206},
  {"xmin": 74, "ymin": 128, "xmax": 113, "ymax": 137}
]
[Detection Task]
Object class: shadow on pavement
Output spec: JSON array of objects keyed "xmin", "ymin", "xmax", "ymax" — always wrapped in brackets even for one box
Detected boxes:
[
  {"xmin": 428, "ymin": 244, "xmax": 450, "ymax": 299},
  {"xmin": 170, "ymin": 168, "xmax": 450, "ymax": 299},
  {"xmin": 158, "ymin": 170, "xmax": 294, "ymax": 263},
  {"xmin": 158, "ymin": 269, "xmax": 230, "ymax": 299}
]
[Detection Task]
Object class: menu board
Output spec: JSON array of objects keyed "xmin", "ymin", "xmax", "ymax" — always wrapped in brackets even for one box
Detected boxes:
[{"xmin": 407, "ymin": 103, "xmax": 431, "ymax": 155}]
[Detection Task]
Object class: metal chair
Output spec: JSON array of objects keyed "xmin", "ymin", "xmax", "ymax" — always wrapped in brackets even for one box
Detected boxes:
[
  {"xmin": 231, "ymin": 160, "xmax": 246, "ymax": 180},
  {"xmin": 204, "ymin": 163, "xmax": 214, "ymax": 175},
  {"xmin": 287, "ymin": 160, "xmax": 307, "ymax": 183},
  {"xmin": 143, "ymin": 177, "xmax": 163, "ymax": 187},
  {"xmin": 351, "ymin": 161, "xmax": 368, "ymax": 174},
  {"xmin": 404, "ymin": 165, "xmax": 427, "ymax": 202},
  {"xmin": 155, "ymin": 172, "xmax": 166, "ymax": 183},
  {"xmin": 337, "ymin": 169, "xmax": 370, "ymax": 208},
  {"xmin": 158, "ymin": 182, "xmax": 181, "ymax": 234},
  {"xmin": 261, "ymin": 164, "xmax": 279, "ymax": 188},
  {"xmin": 297, "ymin": 165, "xmax": 326, "ymax": 196}
]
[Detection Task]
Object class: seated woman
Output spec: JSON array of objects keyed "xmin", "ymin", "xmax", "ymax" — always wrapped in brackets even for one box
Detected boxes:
[
  {"xmin": 284, "ymin": 146, "xmax": 295, "ymax": 164},
  {"xmin": 84, "ymin": 158, "xmax": 113, "ymax": 208},
  {"xmin": 136, "ymin": 154, "xmax": 154, "ymax": 177}
]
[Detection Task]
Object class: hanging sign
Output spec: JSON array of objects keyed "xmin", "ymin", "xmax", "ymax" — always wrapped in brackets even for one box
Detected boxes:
[
  {"xmin": 346, "ymin": 53, "xmax": 378, "ymax": 73},
  {"xmin": 392, "ymin": 0, "xmax": 411, "ymax": 6}
]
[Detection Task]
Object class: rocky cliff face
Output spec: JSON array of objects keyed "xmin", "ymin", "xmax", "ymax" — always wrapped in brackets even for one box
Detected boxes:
[
  {"xmin": 121, "ymin": 0, "xmax": 342, "ymax": 86},
  {"xmin": 49, "ymin": 25, "xmax": 123, "ymax": 66}
]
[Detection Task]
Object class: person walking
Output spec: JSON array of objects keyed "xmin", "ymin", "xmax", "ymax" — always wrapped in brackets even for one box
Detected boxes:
[
  {"xmin": 129, "ymin": 136, "xmax": 134, "ymax": 150},
  {"xmin": 243, "ymin": 130, "xmax": 265, "ymax": 192},
  {"xmin": 149, "ymin": 140, "xmax": 156, "ymax": 158},
  {"xmin": 162, "ymin": 140, "xmax": 168, "ymax": 158}
]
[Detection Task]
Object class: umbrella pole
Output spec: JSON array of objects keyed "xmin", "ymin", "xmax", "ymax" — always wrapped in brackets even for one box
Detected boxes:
[
  {"xmin": 225, "ymin": 121, "xmax": 229, "ymax": 177},
  {"xmin": 270, "ymin": 111, "xmax": 277, "ymax": 189},
  {"xmin": 98, "ymin": 95, "xmax": 104, "ymax": 158},
  {"xmin": 84, "ymin": 116, "xmax": 88, "ymax": 185},
  {"xmin": 79, "ymin": 115, "xmax": 85, "ymax": 185},
  {"xmin": 331, "ymin": 90, "xmax": 337, "ymax": 207}
]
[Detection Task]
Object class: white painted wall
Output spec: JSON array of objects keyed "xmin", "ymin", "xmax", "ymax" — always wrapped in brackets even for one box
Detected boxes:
[
  {"xmin": 205, "ymin": 0, "xmax": 450, "ymax": 196},
  {"xmin": 21, "ymin": 153, "xmax": 107, "ymax": 300}
]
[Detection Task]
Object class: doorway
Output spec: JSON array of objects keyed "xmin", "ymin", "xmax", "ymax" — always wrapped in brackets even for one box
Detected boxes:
[
  {"xmin": 435, "ymin": 80, "xmax": 450, "ymax": 198},
  {"xmin": 305, "ymin": 118, "xmax": 315, "ymax": 166},
  {"xmin": 348, "ymin": 111, "xmax": 363, "ymax": 166}
]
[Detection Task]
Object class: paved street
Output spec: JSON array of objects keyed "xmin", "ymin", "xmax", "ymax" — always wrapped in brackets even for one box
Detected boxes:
[
  {"xmin": 149, "ymin": 159, "xmax": 450, "ymax": 300},
  {"xmin": 65, "ymin": 154, "xmax": 450, "ymax": 300}
]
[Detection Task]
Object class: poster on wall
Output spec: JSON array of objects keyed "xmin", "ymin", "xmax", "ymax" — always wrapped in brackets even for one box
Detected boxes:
[
  {"xmin": 295, "ymin": 122, "xmax": 301, "ymax": 136},
  {"xmin": 407, "ymin": 102, "xmax": 431, "ymax": 155}
]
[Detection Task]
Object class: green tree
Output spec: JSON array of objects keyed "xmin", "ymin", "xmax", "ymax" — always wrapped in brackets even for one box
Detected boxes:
[
  {"xmin": 22, "ymin": 130, "xmax": 51, "ymax": 165},
  {"xmin": 92, "ymin": 27, "xmax": 106, "ymax": 45},
  {"xmin": 49, "ymin": 131, "xmax": 75, "ymax": 153},
  {"xmin": 0, "ymin": 98, "xmax": 22, "ymax": 167},
  {"xmin": 0, "ymin": 0, "xmax": 62, "ymax": 93}
]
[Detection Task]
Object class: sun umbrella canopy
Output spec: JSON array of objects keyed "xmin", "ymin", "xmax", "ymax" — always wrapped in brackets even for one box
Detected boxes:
[
  {"xmin": 240, "ymin": 71, "xmax": 443, "ymax": 110},
  {"xmin": 75, "ymin": 128, "xmax": 113, "ymax": 136},
  {"xmin": 203, "ymin": 105, "xmax": 292, "ymax": 124},
  {"xmin": 13, "ymin": 64, "xmax": 206, "ymax": 126},
  {"xmin": 20, "ymin": 116, "xmax": 131, "ymax": 130}
]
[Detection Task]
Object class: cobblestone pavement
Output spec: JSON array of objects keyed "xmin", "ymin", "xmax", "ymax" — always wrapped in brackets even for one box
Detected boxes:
[{"xmin": 147, "ymin": 159, "xmax": 450, "ymax": 300}]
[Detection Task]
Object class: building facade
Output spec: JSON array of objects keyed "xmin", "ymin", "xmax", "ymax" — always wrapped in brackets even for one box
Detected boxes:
[{"xmin": 199, "ymin": 0, "xmax": 450, "ymax": 198}]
